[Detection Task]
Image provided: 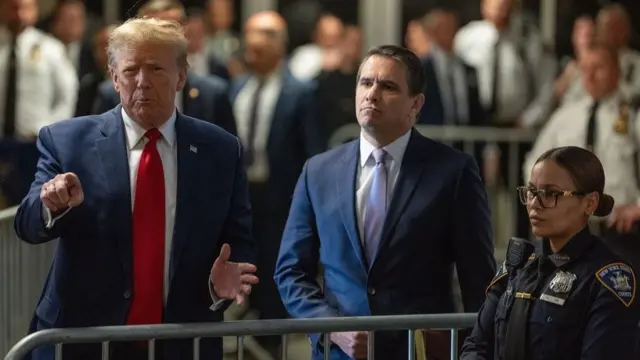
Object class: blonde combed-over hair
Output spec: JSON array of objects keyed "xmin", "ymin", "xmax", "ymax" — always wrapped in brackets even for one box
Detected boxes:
[{"xmin": 107, "ymin": 17, "xmax": 189, "ymax": 70}]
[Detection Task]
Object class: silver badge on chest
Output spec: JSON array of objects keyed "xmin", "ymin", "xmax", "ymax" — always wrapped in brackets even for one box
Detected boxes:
[{"xmin": 549, "ymin": 270, "xmax": 577, "ymax": 293}]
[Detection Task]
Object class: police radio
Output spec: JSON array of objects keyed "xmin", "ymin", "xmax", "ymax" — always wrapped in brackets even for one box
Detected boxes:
[{"xmin": 505, "ymin": 237, "xmax": 536, "ymax": 270}]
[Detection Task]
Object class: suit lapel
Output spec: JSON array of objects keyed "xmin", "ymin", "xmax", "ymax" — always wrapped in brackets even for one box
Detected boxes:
[
  {"xmin": 372, "ymin": 130, "xmax": 427, "ymax": 267},
  {"xmin": 337, "ymin": 141, "xmax": 368, "ymax": 270},
  {"xmin": 94, "ymin": 106, "xmax": 133, "ymax": 285},
  {"xmin": 169, "ymin": 114, "xmax": 201, "ymax": 282}
]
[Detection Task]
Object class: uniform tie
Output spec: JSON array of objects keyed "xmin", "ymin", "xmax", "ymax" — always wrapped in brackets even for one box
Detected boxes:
[
  {"xmin": 363, "ymin": 149, "xmax": 388, "ymax": 266},
  {"xmin": 127, "ymin": 128, "xmax": 165, "ymax": 325},
  {"xmin": 585, "ymin": 100, "xmax": 600, "ymax": 152},
  {"xmin": 503, "ymin": 252, "xmax": 555, "ymax": 359}
]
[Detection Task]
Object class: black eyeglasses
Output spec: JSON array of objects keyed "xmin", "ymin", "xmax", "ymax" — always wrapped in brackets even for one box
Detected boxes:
[{"xmin": 517, "ymin": 186, "xmax": 587, "ymax": 208}]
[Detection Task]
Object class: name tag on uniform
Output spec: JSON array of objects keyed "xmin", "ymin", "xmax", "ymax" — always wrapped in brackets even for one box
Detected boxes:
[{"xmin": 539, "ymin": 270, "xmax": 577, "ymax": 306}]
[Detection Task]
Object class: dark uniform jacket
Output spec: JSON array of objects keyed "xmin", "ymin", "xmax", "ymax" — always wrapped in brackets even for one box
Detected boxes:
[{"xmin": 461, "ymin": 227, "xmax": 639, "ymax": 360}]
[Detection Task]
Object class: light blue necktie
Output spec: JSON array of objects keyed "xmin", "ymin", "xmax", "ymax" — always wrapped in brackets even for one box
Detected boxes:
[{"xmin": 363, "ymin": 149, "xmax": 388, "ymax": 265}]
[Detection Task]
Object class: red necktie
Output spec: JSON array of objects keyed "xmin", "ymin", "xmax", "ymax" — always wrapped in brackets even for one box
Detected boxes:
[{"xmin": 127, "ymin": 128, "xmax": 165, "ymax": 325}]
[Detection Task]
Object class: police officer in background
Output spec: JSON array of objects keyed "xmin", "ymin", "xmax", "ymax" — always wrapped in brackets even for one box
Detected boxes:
[
  {"xmin": 523, "ymin": 44, "xmax": 640, "ymax": 271},
  {"xmin": 462, "ymin": 146, "xmax": 639, "ymax": 360}
]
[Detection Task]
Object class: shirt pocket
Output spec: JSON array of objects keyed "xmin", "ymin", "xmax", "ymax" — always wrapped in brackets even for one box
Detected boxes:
[{"xmin": 530, "ymin": 300, "xmax": 583, "ymax": 357}]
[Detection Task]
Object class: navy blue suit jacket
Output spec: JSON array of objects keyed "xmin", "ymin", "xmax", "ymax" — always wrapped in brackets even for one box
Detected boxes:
[
  {"xmin": 96, "ymin": 73, "xmax": 237, "ymax": 136},
  {"xmin": 14, "ymin": 107, "xmax": 257, "ymax": 360},
  {"xmin": 419, "ymin": 54, "xmax": 487, "ymax": 126},
  {"xmin": 274, "ymin": 129, "xmax": 496, "ymax": 359},
  {"xmin": 229, "ymin": 72, "xmax": 327, "ymax": 229}
]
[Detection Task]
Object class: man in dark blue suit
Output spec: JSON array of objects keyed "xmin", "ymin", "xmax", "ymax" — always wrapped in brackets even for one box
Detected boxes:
[
  {"xmin": 418, "ymin": 9, "xmax": 487, "ymax": 127},
  {"xmin": 94, "ymin": 72, "xmax": 237, "ymax": 136},
  {"xmin": 14, "ymin": 17, "xmax": 258, "ymax": 360},
  {"xmin": 93, "ymin": 0, "xmax": 236, "ymax": 136},
  {"xmin": 229, "ymin": 11, "xmax": 327, "ymax": 355},
  {"xmin": 275, "ymin": 45, "xmax": 496, "ymax": 359}
]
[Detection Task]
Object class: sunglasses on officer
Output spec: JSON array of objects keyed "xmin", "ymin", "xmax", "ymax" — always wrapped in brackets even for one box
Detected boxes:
[{"xmin": 517, "ymin": 186, "xmax": 587, "ymax": 209}]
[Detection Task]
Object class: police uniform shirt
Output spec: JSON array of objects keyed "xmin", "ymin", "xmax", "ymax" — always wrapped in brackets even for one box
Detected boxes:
[
  {"xmin": 523, "ymin": 91, "xmax": 640, "ymax": 206},
  {"xmin": 454, "ymin": 19, "xmax": 556, "ymax": 127},
  {"xmin": 461, "ymin": 228, "xmax": 639, "ymax": 360},
  {"xmin": 0, "ymin": 26, "xmax": 78, "ymax": 139}
]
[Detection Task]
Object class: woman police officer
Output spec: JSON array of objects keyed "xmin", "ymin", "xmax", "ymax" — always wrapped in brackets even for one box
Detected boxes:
[{"xmin": 461, "ymin": 146, "xmax": 639, "ymax": 360}]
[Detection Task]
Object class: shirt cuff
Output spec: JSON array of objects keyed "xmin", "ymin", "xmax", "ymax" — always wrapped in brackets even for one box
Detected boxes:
[
  {"xmin": 208, "ymin": 275, "xmax": 228, "ymax": 311},
  {"xmin": 42, "ymin": 204, "xmax": 72, "ymax": 229}
]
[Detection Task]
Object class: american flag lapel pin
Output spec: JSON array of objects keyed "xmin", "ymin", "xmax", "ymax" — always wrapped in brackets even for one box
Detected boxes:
[{"xmin": 189, "ymin": 145, "xmax": 198, "ymax": 153}]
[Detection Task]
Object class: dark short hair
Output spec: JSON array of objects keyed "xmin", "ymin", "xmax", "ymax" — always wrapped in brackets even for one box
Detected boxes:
[
  {"xmin": 356, "ymin": 45, "xmax": 426, "ymax": 96},
  {"xmin": 535, "ymin": 146, "xmax": 614, "ymax": 217}
]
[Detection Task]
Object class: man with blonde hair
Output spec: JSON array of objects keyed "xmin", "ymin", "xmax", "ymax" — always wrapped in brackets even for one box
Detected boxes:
[
  {"xmin": 95, "ymin": 0, "xmax": 235, "ymax": 135},
  {"xmin": 16, "ymin": 17, "xmax": 258, "ymax": 360}
]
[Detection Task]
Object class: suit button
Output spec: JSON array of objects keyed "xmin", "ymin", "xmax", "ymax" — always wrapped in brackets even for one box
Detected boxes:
[
  {"xmin": 124, "ymin": 290, "xmax": 131, "ymax": 299},
  {"xmin": 367, "ymin": 287, "xmax": 376, "ymax": 296}
]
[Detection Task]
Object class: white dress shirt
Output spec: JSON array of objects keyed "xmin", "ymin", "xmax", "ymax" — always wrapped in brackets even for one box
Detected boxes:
[
  {"xmin": 288, "ymin": 43, "xmax": 324, "ymax": 81},
  {"xmin": 65, "ymin": 41, "xmax": 81, "ymax": 72},
  {"xmin": 187, "ymin": 51, "xmax": 209, "ymax": 77},
  {"xmin": 356, "ymin": 130, "xmax": 411, "ymax": 242},
  {"xmin": 524, "ymin": 91, "xmax": 640, "ymax": 206},
  {"xmin": 430, "ymin": 46, "xmax": 470, "ymax": 125},
  {"xmin": 233, "ymin": 72, "xmax": 282, "ymax": 182},
  {"xmin": 0, "ymin": 26, "xmax": 78, "ymax": 139},
  {"xmin": 454, "ymin": 20, "xmax": 556, "ymax": 127}
]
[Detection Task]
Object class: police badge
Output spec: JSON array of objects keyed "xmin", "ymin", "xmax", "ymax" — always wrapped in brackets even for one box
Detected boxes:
[
  {"xmin": 549, "ymin": 270, "xmax": 578, "ymax": 293},
  {"xmin": 613, "ymin": 101, "xmax": 629, "ymax": 135},
  {"xmin": 29, "ymin": 44, "xmax": 41, "ymax": 62},
  {"xmin": 540, "ymin": 270, "xmax": 577, "ymax": 306}
]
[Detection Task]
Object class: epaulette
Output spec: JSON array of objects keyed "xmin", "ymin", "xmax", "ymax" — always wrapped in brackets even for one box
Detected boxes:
[
  {"xmin": 485, "ymin": 261, "xmax": 509, "ymax": 296},
  {"xmin": 595, "ymin": 262, "xmax": 636, "ymax": 307}
]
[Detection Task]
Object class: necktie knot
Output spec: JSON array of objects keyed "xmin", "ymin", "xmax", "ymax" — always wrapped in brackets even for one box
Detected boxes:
[
  {"xmin": 372, "ymin": 149, "xmax": 388, "ymax": 165},
  {"xmin": 145, "ymin": 128, "xmax": 162, "ymax": 142}
]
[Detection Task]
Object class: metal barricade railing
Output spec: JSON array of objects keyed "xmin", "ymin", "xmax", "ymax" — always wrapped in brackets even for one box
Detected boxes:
[
  {"xmin": 0, "ymin": 206, "xmax": 56, "ymax": 358},
  {"xmin": 0, "ymin": 125, "xmax": 531, "ymax": 358},
  {"xmin": 4, "ymin": 313, "xmax": 477, "ymax": 360}
]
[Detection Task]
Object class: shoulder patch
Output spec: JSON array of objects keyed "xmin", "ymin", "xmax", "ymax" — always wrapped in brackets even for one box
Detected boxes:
[
  {"xmin": 485, "ymin": 261, "xmax": 509, "ymax": 296},
  {"xmin": 595, "ymin": 262, "xmax": 636, "ymax": 307}
]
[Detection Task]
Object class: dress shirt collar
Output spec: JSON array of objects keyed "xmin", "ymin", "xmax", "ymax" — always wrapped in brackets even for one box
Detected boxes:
[
  {"xmin": 359, "ymin": 129, "xmax": 412, "ymax": 167},
  {"xmin": 121, "ymin": 107, "xmax": 177, "ymax": 150}
]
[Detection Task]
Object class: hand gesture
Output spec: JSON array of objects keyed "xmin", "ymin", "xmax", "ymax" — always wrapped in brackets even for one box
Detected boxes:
[
  {"xmin": 40, "ymin": 173, "xmax": 84, "ymax": 215},
  {"xmin": 330, "ymin": 331, "xmax": 369, "ymax": 359},
  {"xmin": 210, "ymin": 244, "xmax": 258, "ymax": 305},
  {"xmin": 607, "ymin": 204, "xmax": 640, "ymax": 233}
]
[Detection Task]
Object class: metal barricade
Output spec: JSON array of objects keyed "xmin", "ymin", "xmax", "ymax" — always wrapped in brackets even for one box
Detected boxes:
[
  {"xmin": 329, "ymin": 124, "xmax": 538, "ymax": 249},
  {"xmin": 4, "ymin": 313, "xmax": 477, "ymax": 360},
  {"xmin": 0, "ymin": 206, "xmax": 56, "ymax": 358}
]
